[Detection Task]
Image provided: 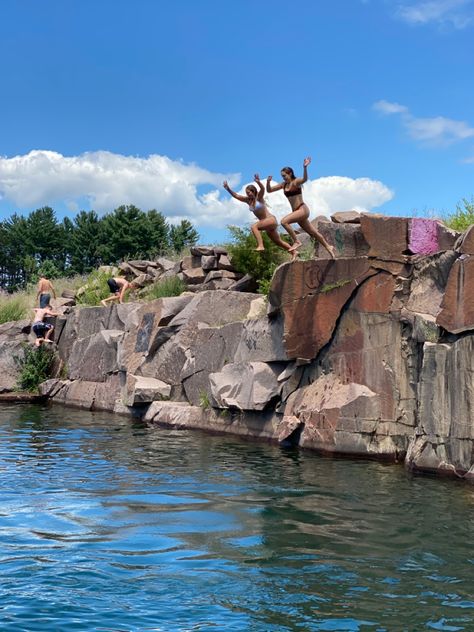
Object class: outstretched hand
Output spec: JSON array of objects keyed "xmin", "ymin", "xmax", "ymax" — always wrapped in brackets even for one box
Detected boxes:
[
  {"xmin": 267, "ymin": 175, "xmax": 273, "ymax": 182},
  {"xmin": 303, "ymin": 156, "xmax": 312, "ymax": 167},
  {"xmin": 254, "ymin": 173, "xmax": 261, "ymax": 182},
  {"xmin": 223, "ymin": 180, "xmax": 230, "ymax": 190}
]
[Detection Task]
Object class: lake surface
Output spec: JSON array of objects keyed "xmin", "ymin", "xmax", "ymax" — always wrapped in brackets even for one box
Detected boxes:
[{"xmin": 0, "ymin": 403, "xmax": 473, "ymax": 631}]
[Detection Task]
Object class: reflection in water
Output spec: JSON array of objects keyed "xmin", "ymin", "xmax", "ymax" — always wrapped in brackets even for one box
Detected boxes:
[{"xmin": 0, "ymin": 402, "xmax": 473, "ymax": 631}]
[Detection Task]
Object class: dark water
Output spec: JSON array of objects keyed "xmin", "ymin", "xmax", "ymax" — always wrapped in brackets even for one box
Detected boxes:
[{"xmin": 0, "ymin": 404, "xmax": 473, "ymax": 631}]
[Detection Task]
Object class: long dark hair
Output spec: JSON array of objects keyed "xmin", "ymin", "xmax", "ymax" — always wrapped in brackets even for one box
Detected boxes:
[{"xmin": 281, "ymin": 166, "xmax": 296, "ymax": 180}]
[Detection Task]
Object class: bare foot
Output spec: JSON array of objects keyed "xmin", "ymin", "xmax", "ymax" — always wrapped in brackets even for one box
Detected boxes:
[
  {"xmin": 255, "ymin": 246, "xmax": 265, "ymax": 252},
  {"xmin": 288, "ymin": 241, "xmax": 302, "ymax": 252},
  {"xmin": 100, "ymin": 299, "xmax": 107, "ymax": 306},
  {"xmin": 291, "ymin": 249, "xmax": 299, "ymax": 261}
]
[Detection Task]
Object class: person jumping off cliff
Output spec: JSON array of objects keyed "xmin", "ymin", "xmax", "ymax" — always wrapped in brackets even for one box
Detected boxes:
[
  {"xmin": 223, "ymin": 174, "xmax": 297, "ymax": 259},
  {"xmin": 266, "ymin": 157, "xmax": 336, "ymax": 258}
]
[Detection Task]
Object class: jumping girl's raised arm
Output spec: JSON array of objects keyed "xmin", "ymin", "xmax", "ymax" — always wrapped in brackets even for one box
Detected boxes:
[
  {"xmin": 294, "ymin": 156, "xmax": 311, "ymax": 185},
  {"xmin": 254, "ymin": 174, "xmax": 266, "ymax": 202},
  {"xmin": 223, "ymin": 180, "xmax": 248, "ymax": 203},
  {"xmin": 266, "ymin": 175, "xmax": 284, "ymax": 193}
]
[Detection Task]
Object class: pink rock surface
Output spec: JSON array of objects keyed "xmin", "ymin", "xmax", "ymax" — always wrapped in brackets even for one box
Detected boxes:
[{"xmin": 409, "ymin": 218, "xmax": 439, "ymax": 255}]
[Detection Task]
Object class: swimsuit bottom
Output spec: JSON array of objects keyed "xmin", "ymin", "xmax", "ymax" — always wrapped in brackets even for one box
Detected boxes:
[
  {"xmin": 39, "ymin": 293, "xmax": 51, "ymax": 308},
  {"xmin": 32, "ymin": 322, "xmax": 53, "ymax": 338},
  {"xmin": 107, "ymin": 279, "xmax": 120, "ymax": 294}
]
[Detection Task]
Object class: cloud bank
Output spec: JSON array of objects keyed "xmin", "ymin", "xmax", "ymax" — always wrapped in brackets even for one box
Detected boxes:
[
  {"xmin": 0, "ymin": 150, "xmax": 393, "ymax": 227},
  {"xmin": 373, "ymin": 100, "xmax": 474, "ymax": 146},
  {"xmin": 395, "ymin": 0, "xmax": 474, "ymax": 28}
]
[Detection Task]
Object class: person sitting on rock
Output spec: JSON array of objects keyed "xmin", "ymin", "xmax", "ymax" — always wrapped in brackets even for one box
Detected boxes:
[
  {"xmin": 101, "ymin": 277, "xmax": 136, "ymax": 306},
  {"xmin": 36, "ymin": 276, "xmax": 57, "ymax": 308},
  {"xmin": 32, "ymin": 305, "xmax": 59, "ymax": 347},
  {"xmin": 223, "ymin": 174, "xmax": 297, "ymax": 258},
  {"xmin": 266, "ymin": 156, "xmax": 336, "ymax": 258}
]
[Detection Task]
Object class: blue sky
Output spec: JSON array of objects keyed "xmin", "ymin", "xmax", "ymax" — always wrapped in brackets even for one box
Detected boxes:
[{"xmin": 0, "ymin": 0, "xmax": 473, "ymax": 242}]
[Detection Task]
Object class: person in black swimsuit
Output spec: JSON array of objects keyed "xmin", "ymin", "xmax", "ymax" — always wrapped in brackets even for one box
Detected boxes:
[
  {"xmin": 101, "ymin": 277, "xmax": 137, "ymax": 306},
  {"xmin": 266, "ymin": 156, "xmax": 335, "ymax": 258}
]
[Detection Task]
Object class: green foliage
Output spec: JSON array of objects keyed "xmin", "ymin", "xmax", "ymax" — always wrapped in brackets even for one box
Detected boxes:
[
  {"xmin": 16, "ymin": 344, "xmax": 56, "ymax": 392},
  {"xmin": 76, "ymin": 270, "xmax": 113, "ymax": 306},
  {"xmin": 226, "ymin": 225, "xmax": 289, "ymax": 293},
  {"xmin": 169, "ymin": 220, "xmax": 199, "ymax": 252},
  {"xmin": 199, "ymin": 390, "xmax": 211, "ymax": 410},
  {"xmin": 444, "ymin": 197, "xmax": 474, "ymax": 232},
  {"xmin": 0, "ymin": 296, "xmax": 29, "ymax": 324},
  {"xmin": 36, "ymin": 259, "xmax": 63, "ymax": 280},
  {"xmin": 319, "ymin": 279, "xmax": 351, "ymax": 293},
  {"xmin": 140, "ymin": 276, "xmax": 186, "ymax": 300},
  {"xmin": 0, "ymin": 204, "xmax": 199, "ymax": 291}
]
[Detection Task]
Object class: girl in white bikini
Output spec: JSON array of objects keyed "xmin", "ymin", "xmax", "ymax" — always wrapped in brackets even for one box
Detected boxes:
[
  {"xmin": 223, "ymin": 174, "xmax": 297, "ymax": 258},
  {"xmin": 266, "ymin": 156, "xmax": 335, "ymax": 258}
]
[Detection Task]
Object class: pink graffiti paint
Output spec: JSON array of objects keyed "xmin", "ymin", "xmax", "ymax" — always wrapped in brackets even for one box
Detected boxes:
[{"xmin": 409, "ymin": 218, "xmax": 439, "ymax": 255}]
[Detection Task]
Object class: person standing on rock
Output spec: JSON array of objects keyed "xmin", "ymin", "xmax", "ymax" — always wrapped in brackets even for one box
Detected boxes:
[
  {"xmin": 32, "ymin": 304, "xmax": 59, "ymax": 347},
  {"xmin": 37, "ymin": 276, "xmax": 57, "ymax": 308},
  {"xmin": 266, "ymin": 157, "xmax": 336, "ymax": 258},
  {"xmin": 101, "ymin": 277, "xmax": 136, "ymax": 306},
  {"xmin": 223, "ymin": 175, "xmax": 297, "ymax": 258}
]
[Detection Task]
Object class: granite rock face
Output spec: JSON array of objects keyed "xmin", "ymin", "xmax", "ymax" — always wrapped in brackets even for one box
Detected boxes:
[{"xmin": 13, "ymin": 212, "xmax": 474, "ymax": 482}]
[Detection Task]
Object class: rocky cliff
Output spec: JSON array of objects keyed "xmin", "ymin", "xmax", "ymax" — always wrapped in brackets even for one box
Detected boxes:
[{"xmin": 3, "ymin": 212, "xmax": 474, "ymax": 481}]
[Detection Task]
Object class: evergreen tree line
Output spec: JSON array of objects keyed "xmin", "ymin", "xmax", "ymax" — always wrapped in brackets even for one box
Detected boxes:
[{"xmin": 0, "ymin": 205, "xmax": 199, "ymax": 290}]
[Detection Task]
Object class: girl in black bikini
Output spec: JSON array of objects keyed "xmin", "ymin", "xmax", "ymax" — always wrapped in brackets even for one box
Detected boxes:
[
  {"xmin": 223, "ymin": 174, "xmax": 296, "ymax": 257},
  {"xmin": 266, "ymin": 156, "xmax": 335, "ymax": 258}
]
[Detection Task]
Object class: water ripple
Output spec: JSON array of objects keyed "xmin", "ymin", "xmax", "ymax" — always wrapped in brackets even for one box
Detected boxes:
[{"xmin": 0, "ymin": 403, "xmax": 473, "ymax": 631}]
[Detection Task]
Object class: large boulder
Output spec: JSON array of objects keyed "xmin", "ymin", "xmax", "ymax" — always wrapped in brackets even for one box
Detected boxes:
[
  {"xmin": 180, "ymin": 321, "xmax": 244, "ymax": 406},
  {"xmin": 68, "ymin": 329, "xmax": 123, "ymax": 381},
  {"xmin": 436, "ymin": 255, "xmax": 474, "ymax": 333},
  {"xmin": 210, "ymin": 362, "xmax": 284, "ymax": 410},
  {"xmin": 269, "ymin": 258, "xmax": 376, "ymax": 360},
  {"xmin": 118, "ymin": 295, "xmax": 193, "ymax": 375},
  {"xmin": 360, "ymin": 214, "xmax": 409, "ymax": 259},
  {"xmin": 283, "ymin": 308, "xmax": 417, "ymax": 457},
  {"xmin": 124, "ymin": 374, "xmax": 171, "ymax": 405},
  {"xmin": 138, "ymin": 291, "xmax": 260, "ymax": 387},
  {"xmin": 406, "ymin": 251, "xmax": 456, "ymax": 318},
  {"xmin": 406, "ymin": 339, "xmax": 474, "ymax": 477}
]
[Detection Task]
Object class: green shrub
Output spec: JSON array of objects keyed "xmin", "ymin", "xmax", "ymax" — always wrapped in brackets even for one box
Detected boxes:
[
  {"xmin": 76, "ymin": 270, "xmax": 114, "ymax": 306},
  {"xmin": 16, "ymin": 344, "xmax": 56, "ymax": 392},
  {"xmin": 443, "ymin": 197, "xmax": 474, "ymax": 232},
  {"xmin": 226, "ymin": 225, "xmax": 289, "ymax": 293},
  {"xmin": 0, "ymin": 296, "xmax": 29, "ymax": 324},
  {"xmin": 141, "ymin": 275, "xmax": 186, "ymax": 300}
]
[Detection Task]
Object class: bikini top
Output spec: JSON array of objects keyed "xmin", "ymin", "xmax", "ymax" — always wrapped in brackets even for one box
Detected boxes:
[
  {"xmin": 284, "ymin": 186, "xmax": 302, "ymax": 198},
  {"xmin": 250, "ymin": 201, "xmax": 265, "ymax": 212}
]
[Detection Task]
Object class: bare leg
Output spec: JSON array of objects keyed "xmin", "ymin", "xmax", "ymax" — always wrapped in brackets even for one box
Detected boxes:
[
  {"xmin": 101, "ymin": 294, "xmax": 120, "ymax": 306},
  {"xmin": 288, "ymin": 204, "xmax": 336, "ymax": 258},
  {"xmin": 298, "ymin": 217, "xmax": 336, "ymax": 258},
  {"xmin": 44, "ymin": 327, "xmax": 55, "ymax": 343},
  {"xmin": 251, "ymin": 222, "xmax": 265, "ymax": 251},
  {"xmin": 266, "ymin": 228, "xmax": 298, "ymax": 260},
  {"xmin": 280, "ymin": 212, "xmax": 302, "ymax": 249},
  {"xmin": 35, "ymin": 337, "xmax": 44, "ymax": 347}
]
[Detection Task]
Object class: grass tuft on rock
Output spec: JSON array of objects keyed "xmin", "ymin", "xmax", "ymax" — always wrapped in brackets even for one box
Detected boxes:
[
  {"xmin": 140, "ymin": 276, "xmax": 186, "ymax": 300},
  {"xmin": 0, "ymin": 296, "xmax": 29, "ymax": 324},
  {"xmin": 16, "ymin": 344, "xmax": 56, "ymax": 392}
]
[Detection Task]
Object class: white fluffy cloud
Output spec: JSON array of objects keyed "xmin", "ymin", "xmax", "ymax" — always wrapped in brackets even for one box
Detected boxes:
[
  {"xmin": 0, "ymin": 150, "xmax": 393, "ymax": 227},
  {"xmin": 395, "ymin": 0, "xmax": 474, "ymax": 28},
  {"xmin": 373, "ymin": 100, "xmax": 474, "ymax": 146}
]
